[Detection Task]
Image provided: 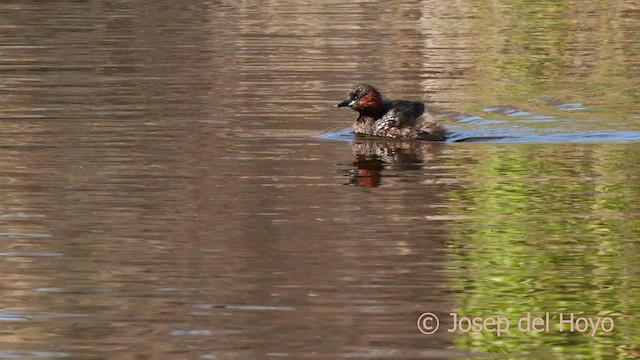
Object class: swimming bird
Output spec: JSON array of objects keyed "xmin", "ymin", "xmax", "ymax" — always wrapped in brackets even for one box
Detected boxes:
[{"xmin": 336, "ymin": 83, "xmax": 447, "ymax": 141}]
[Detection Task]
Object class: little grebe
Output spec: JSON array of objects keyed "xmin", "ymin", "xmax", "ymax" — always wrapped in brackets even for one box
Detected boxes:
[{"xmin": 336, "ymin": 83, "xmax": 447, "ymax": 141}]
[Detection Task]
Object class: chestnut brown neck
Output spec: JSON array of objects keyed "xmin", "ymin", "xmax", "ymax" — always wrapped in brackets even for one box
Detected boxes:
[{"xmin": 355, "ymin": 90, "xmax": 383, "ymax": 118}]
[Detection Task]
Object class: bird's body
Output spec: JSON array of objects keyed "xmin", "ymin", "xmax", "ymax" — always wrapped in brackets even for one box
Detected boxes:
[{"xmin": 336, "ymin": 84, "xmax": 447, "ymax": 141}]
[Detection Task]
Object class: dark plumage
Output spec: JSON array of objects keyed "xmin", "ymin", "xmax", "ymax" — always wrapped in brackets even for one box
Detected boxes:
[{"xmin": 335, "ymin": 83, "xmax": 447, "ymax": 141}]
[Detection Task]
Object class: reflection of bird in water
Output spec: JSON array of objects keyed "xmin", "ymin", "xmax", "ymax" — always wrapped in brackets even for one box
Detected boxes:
[
  {"xmin": 350, "ymin": 154, "xmax": 384, "ymax": 188},
  {"xmin": 347, "ymin": 139, "xmax": 444, "ymax": 187},
  {"xmin": 336, "ymin": 84, "xmax": 448, "ymax": 141}
]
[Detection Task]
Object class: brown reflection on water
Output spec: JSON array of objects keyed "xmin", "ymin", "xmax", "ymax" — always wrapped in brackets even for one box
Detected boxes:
[{"xmin": 349, "ymin": 139, "xmax": 445, "ymax": 187}]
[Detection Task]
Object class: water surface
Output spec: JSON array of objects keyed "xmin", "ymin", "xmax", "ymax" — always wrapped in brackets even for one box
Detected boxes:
[{"xmin": 0, "ymin": 0, "xmax": 639, "ymax": 359}]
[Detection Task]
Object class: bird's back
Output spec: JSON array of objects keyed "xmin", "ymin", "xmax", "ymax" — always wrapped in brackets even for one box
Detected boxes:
[
  {"xmin": 373, "ymin": 100, "xmax": 446, "ymax": 141},
  {"xmin": 380, "ymin": 100, "xmax": 425, "ymax": 128}
]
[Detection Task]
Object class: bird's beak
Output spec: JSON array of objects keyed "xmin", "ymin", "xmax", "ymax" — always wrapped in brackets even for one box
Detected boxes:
[{"xmin": 336, "ymin": 99, "xmax": 354, "ymax": 108}]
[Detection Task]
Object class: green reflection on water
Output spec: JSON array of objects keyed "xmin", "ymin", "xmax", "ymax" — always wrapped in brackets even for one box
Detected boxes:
[
  {"xmin": 445, "ymin": 143, "xmax": 640, "ymax": 359},
  {"xmin": 463, "ymin": 0, "xmax": 640, "ymax": 115}
]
